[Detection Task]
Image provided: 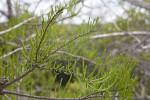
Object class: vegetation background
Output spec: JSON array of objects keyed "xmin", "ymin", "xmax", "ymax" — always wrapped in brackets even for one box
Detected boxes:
[{"xmin": 0, "ymin": 0, "xmax": 150, "ymax": 100}]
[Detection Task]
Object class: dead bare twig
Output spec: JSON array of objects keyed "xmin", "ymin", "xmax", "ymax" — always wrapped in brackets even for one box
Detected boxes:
[
  {"xmin": 90, "ymin": 31, "xmax": 150, "ymax": 39},
  {"xmin": 0, "ymin": 46, "xmax": 30, "ymax": 58},
  {"xmin": 55, "ymin": 50, "xmax": 99, "ymax": 65},
  {"xmin": 0, "ymin": 16, "xmax": 36, "ymax": 35}
]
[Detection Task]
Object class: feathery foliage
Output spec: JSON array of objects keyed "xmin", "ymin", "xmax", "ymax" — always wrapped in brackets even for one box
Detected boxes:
[{"xmin": 0, "ymin": 0, "xmax": 138, "ymax": 99}]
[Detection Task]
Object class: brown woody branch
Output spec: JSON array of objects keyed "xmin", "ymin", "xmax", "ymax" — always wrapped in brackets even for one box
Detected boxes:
[
  {"xmin": 2, "ymin": 89, "xmax": 119, "ymax": 100},
  {"xmin": 2, "ymin": 65, "xmax": 37, "ymax": 89}
]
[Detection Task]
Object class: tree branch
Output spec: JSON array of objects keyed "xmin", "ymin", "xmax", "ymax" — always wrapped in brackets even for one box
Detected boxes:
[
  {"xmin": 0, "ymin": 10, "xmax": 8, "ymax": 17},
  {"xmin": 7, "ymin": 0, "xmax": 13, "ymax": 19},
  {"xmin": 55, "ymin": 50, "xmax": 99, "ymax": 65},
  {"xmin": 90, "ymin": 31, "xmax": 150, "ymax": 39},
  {"xmin": 2, "ymin": 90, "xmax": 78, "ymax": 100},
  {"xmin": 41, "ymin": 30, "xmax": 97, "ymax": 63},
  {"xmin": 36, "ymin": 7, "xmax": 64, "ymax": 62},
  {"xmin": 2, "ymin": 65, "xmax": 37, "ymax": 88},
  {"xmin": 124, "ymin": 0, "xmax": 150, "ymax": 11},
  {"xmin": 0, "ymin": 46, "xmax": 30, "ymax": 58},
  {"xmin": 2, "ymin": 89, "xmax": 119, "ymax": 100},
  {"xmin": 0, "ymin": 16, "xmax": 36, "ymax": 35}
]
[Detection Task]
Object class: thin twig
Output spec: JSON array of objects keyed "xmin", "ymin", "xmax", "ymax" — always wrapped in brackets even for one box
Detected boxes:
[
  {"xmin": 2, "ymin": 90, "xmax": 119, "ymax": 100},
  {"xmin": 126, "ymin": 18, "xmax": 141, "ymax": 44},
  {"xmin": 0, "ymin": 0, "xmax": 83, "ymax": 36},
  {"xmin": 135, "ymin": 33, "xmax": 150, "ymax": 49},
  {"xmin": 90, "ymin": 31, "xmax": 150, "ymax": 39},
  {"xmin": 0, "ymin": 47, "xmax": 22, "ymax": 58},
  {"xmin": 0, "ymin": 46, "xmax": 30, "ymax": 58},
  {"xmin": 0, "ymin": 41, "xmax": 19, "ymax": 47},
  {"xmin": 41, "ymin": 30, "xmax": 97, "ymax": 62},
  {"xmin": 1, "ymin": 31, "xmax": 148, "ymax": 59},
  {"xmin": 55, "ymin": 50, "xmax": 99, "ymax": 65},
  {"xmin": 0, "ymin": 10, "xmax": 8, "ymax": 17},
  {"xmin": 2, "ymin": 90, "xmax": 79, "ymax": 100},
  {"xmin": 2, "ymin": 65, "xmax": 37, "ymax": 88},
  {"xmin": 0, "ymin": 16, "xmax": 36, "ymax": 35},
  {"xmin": 4, "ymin": 94, "xmax": 11, "ymax": 100},
  {"xmin": 22, "ymin": 13, "xmax": 79, "ymax": 42},
  {"xmin": 142, "ymin": 44, "xmax": 150, "ymax": 49},
  {"xmin": 36, "ymin": 7, "xmax": 64, "ymax": 61}
]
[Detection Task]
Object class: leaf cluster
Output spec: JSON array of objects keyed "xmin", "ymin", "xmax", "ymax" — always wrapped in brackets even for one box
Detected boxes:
[{"xmin": 0, "ymin": 0, "xmax": 138, "ymax": 99}]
